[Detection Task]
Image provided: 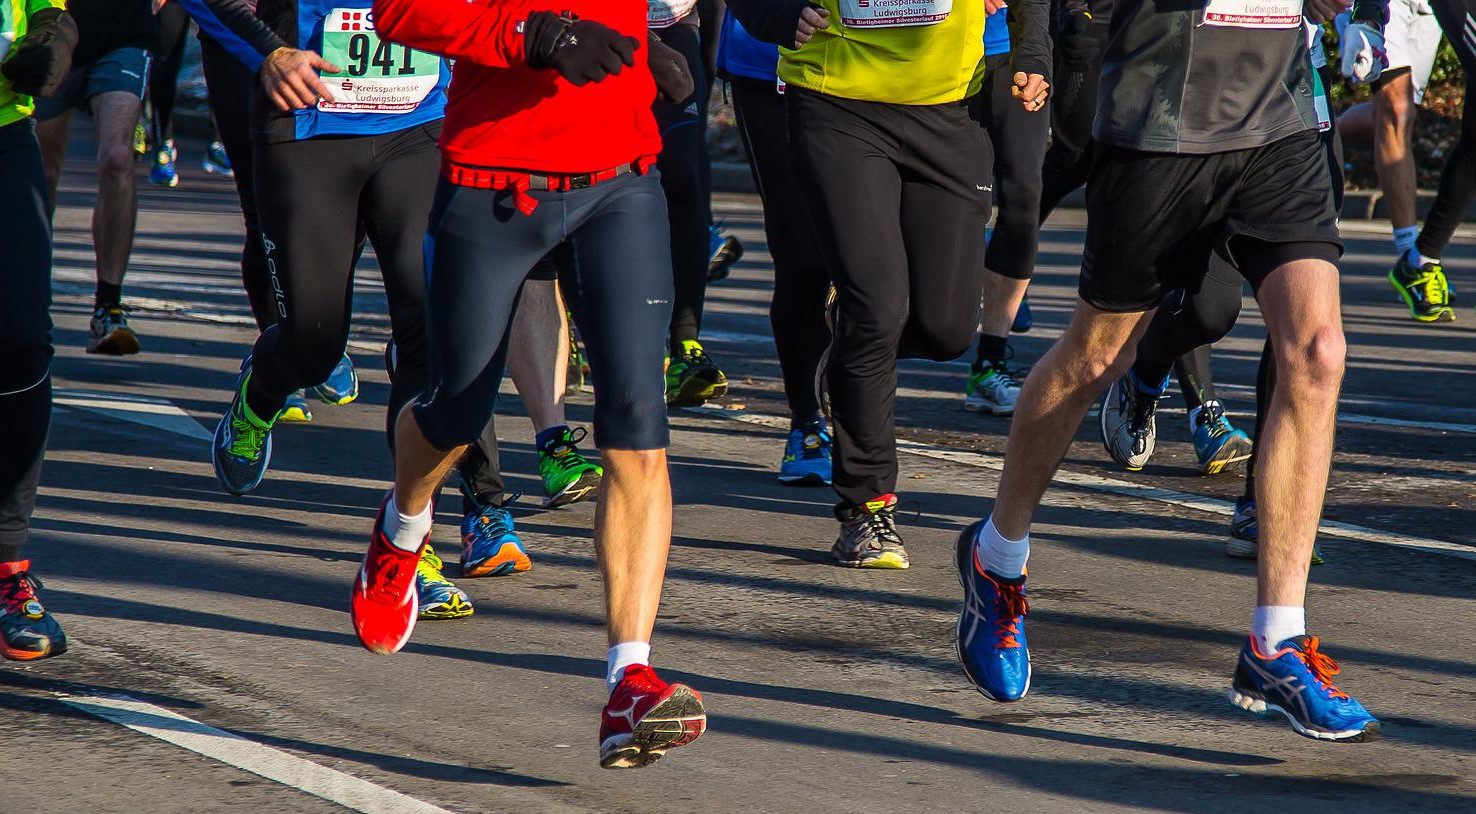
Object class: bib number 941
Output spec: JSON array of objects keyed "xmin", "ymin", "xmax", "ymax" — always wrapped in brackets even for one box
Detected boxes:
[{"xmin": 318, "ymin": 8, "xmax": 440, "ymax": 114}]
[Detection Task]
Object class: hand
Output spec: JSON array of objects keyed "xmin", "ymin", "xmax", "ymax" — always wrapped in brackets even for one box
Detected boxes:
[
  {"xmin": 795, "ymin": 6, "xmax": 830, "ymax": 48},
  {"xmin": 1341, "ymin": 21, "xmax": 1387, "ymax": 83},
  {"xmin": 648, "ymin": 32, "xmax": 694, "ymax": 103},
  {"xmin": 1057, "ymin": 10, "xmax": 1099, "ymax": 73},
  {"xmin": 153, "ymin": 0, "xmax": 169, "ymax": 13},
  {"xmin": 0, "ymin": 8, "xmax": 77, "ymax": 97},
  {"xmin": 524, "ymin": 12, "xmax": 638, "ymax": 86},
  {"xmin": 1305, "ymin": 0, "xmax": 1351, "ymax": 23},
  {"xmin": 260, "ymin": 47, "xmax": 341, "ymax": 111},
  {"xmin": 984, "ymin": 0, "xmax": 1008, "ymax": 14},
  {"xmin": 1011, "ymin": 72, "xmax": 1049, "ymax": 112}
]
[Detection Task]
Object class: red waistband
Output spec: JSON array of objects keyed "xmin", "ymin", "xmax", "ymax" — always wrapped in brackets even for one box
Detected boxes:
[{"xmin": 443, "ymin": 156, "xmax": 658, "ymax": 214}]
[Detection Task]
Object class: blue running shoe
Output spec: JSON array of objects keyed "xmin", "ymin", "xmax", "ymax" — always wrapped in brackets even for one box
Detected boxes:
[
  {"xmin": 955, "ymin": 522, "xmax": 1030, "ymax": 701},
  {"xmin": 1193, "ymin": 399, "xmax": 1253, "ymax": 475},
  {"xmin": 1228, "ymin": 635, "xmax": 1380, "ymax": 742},
  {"xmin": 148, "ymin": 140, "xmax": 178, "ymax": 188},
  {"xmin": 706, "ymin": 222, "xmax": 744, "ymax": 281},
  {"xmin": 778, "ymin": 420, "xmax": 832, "ymax": 486},
  {"xmin": 212, "ymin": 364, "xmax": 276, "ymax": 495},
  {"xmin": 278, "ymin": 390, "xmax": 313, "ymax": 422},
  {"xmin": 312, "ymin": 354, "xmax": 359, "ymax": 405},
  {"xmin": 1011, "ymin": 296, "xmax": 1033, "ymax": 333},
  {"xmin": 202, "ymin": 140, "xmax": 234, "ymax": 176},
  {"xmin": 460, "ymin": 502, "xmax": 531, "ymax": 577}
]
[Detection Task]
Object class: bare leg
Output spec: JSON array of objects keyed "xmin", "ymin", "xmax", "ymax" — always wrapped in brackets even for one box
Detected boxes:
[
  {"xmin": 1373, "ymin": 72, "xmax": 1419, "ymax": 231},
  {"xmin": 1333, "ymin": 101, "xmax": 1374, "ymax": 146},
  {"xmin": 990, "ymin": 301, "xmax": 1155, "ymax": 538},
  {"xmin": 90, "ymin": 91, "xmax": 144, "ymax": 288},
  {"xmin": 1252, "ymin": 261, "xmax": 1345, "ymax": 607},
  {"xmin": 392, "ymin": 404, "xmax": 466, "ymax": 516},
  {"xmin": 506, "ymin": 279, "xmax": 569, "ymax": 433},
  {"xmin": 978, "ymin": 271, "xmax": 1030, "ymax": 338},
  {"xmin": 596, "ymin": 448, "xmax": 673, "ymax": 646},
  {"xmin": 33, "ymin": 112, "xmax": 71, "ymax": 217}
]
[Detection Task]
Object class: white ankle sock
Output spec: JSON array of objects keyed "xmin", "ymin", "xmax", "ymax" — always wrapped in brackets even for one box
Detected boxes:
[
  {"xmin": 1393, "ymin": 225, "xmax": 1419, "ymax": 258},
  {"xmin": 383, "ymin": 494, "xmax": 432, "ymax": 553},
  {"xmin": 973, "ymin": 516, "xmax": 1029, "ymax": 579},
  {"xmin": 1252, "ymin": 605, "xmax": 1306, "ymax": 655},
  {"xmin": 1405, "ymin": 246, "xmax": 1440, "ymax": 267},
  {"xmin": 606, "ymin": 642, "xmax": 652, "ymax": 694}
]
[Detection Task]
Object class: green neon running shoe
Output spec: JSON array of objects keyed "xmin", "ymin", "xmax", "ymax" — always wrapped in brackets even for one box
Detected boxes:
[{"xmin": 538, "ymin": 426, "xmax": 602, "ymax": 508}]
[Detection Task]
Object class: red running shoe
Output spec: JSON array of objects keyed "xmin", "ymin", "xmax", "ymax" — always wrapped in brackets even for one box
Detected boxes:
[
  {"xmin": 599, "ymin": 664, "xmax": 707, "ymax": 769},
  {"xmin": 351, "ymin": 500, "xmax": 425, "ymax": 654}
]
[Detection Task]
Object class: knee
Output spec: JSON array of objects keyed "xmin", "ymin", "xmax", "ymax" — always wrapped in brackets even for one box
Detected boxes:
[
  {"xmin": 97, "ymin": 143, "xmax": 135, "ymax": 180},
  {"xmin": 1280, "ymin": 325, "xmax": 1346, "ymax": 394},
  {"xmin": 603, "ymin": 447, "xmax": 668, "ymax": 479},
  {"xmin": 413, "ymin": 396, "xmax": 493, "ymax": 451},
  {"xmin": 905, "ymin": 318, "xmax": 976, "ymax": 362},
  {"xmin": 592, "ymin": 387, "xmax": 670, "ymax": 451},
  {"xmin": 1376, "ymin": 90, "xmax": 1417, "ymax": 138},
  {"xmin": 0, "ymin": 345, "xmax": 53, "ymax": 392}
]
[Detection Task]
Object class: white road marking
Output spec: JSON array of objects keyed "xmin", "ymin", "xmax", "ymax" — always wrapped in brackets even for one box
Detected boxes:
[
  {"xmin": 689, "ymin": 406, "xmax": 1476, "ymax": 563},
  {"xmin": 60, "ymin": 694, "xmax": 458, "ymax": 814},
  {"xmin": 55, "ymin": 390, "xmax": 212, "ymax": 442}
]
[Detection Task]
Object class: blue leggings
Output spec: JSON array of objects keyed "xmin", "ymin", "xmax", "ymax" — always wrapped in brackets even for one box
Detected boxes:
[{"xmin": 414, "ymin": 171, "xmax": 674, "ymax": 451}]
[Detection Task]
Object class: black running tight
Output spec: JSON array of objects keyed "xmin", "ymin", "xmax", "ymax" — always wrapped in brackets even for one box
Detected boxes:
[
  {"xmin": 150, "ymin": 1, "xmax": 192, "ymax": 146},
  {"xmin": 1419, "ymin": 0, "xmax": 1476, "ymax": 259}
]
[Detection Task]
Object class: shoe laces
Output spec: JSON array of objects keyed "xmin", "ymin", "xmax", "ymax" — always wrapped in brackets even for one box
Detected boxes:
[
  {"xmin": 470, "ymin": 505, "xmax": 516, "ymax": 539},
  {"xmin": 542, "ymin": 427, "xmax": 591, "ymax": 472},
  {"xmin": 1295, "ymin": 637, "xmax": 1349, "ymax": 700},
  {"xmin": 95, "ymin": 304, "xmax": 132, "ymax": 322},
  {"xmin": 416, "ymin": 547, "xmax": 452, "ymax": 585},
  {"xmin": 1412, "ymin": 268, "xmax": 1451, "ymax": 307},
  {"xmin": 1197, "ymin": 400, "xmax": 1232, "ymax": 438},
  {"xmin": 364, "ymin": 548, "xmax": 412, "ymax": 603},
  {"xmin": 991, "ymin": 576, "xmax": 1029, "ymax": 648},
  {"xmin": 850, "ymin": 505, "xmax": 903, "ymax": 549},
  {"xmin": 1125, "ymin": 383, "xmax": 1158, "ymax": 438},
  {"xmin": 0, "ymin": 571, "xmax": 41, "ymax": 614},
  {"xmin": 228, "ymin": 405, "xmax": 271, "ymax": 462}
]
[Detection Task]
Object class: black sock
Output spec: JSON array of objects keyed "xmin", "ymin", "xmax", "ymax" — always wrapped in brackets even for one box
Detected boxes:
[
  {"xmin": 974, "ymin": 333, "xmax": 1008, "ymax": 368},
  {"xmin": 95, "ymin": 281, "xmax": 123, "ymax": 309}
]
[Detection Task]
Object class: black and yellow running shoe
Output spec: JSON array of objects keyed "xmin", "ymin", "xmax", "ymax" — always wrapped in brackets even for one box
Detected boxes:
[
  {"xmin": 1388, "ymin": 256, "xmax": 1454, "ymax": 323},
  {"xmin": 665, "ymin": 339, "xmax": 728, "ymax": 407},
  {"xmin": 415, "ymin": 545, "xmax": 474, "ymax": 620}
]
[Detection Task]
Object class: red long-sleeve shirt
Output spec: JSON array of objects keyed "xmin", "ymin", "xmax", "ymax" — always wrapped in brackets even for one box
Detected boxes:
[{"xmin": 373, "ymin": 0, "xmax": 660, "ymax": 176}]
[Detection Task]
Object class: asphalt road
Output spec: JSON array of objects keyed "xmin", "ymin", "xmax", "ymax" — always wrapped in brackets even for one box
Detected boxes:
[{"xmin": 6, "ymin": 133, "xmax": 1475, "ymax": 814}]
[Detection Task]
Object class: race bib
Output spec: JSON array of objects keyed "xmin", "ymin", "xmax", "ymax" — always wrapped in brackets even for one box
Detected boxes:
[
  {"xmin": 837, "ymin": 0, "xmax": 952, "ymax": 29},
  {"xmin": 1311, "ymin": 62, "xmax": 1331, "ymax": 131},
  {"xmin": 648, "ymin": 0, "xmax": 699, "ymax": 28},
  {"xmin": 318, "ymin": 8, "xmax": 440, "ymax": 114},
  {"xmin": 1203, "ymin": 0, "xmax": 1302, "ymax": 29}
]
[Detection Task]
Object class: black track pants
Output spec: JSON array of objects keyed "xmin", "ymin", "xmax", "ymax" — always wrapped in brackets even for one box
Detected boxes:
[
  {"xmin": 199, "ymin": 35, "xmax": 271, "ymax": 330},
  {"xmin": 975, "ymin": 52, "xmax": 1049, "ymax": 281},
  {"xmin": 788, "ymin": 87, "xmax": 991, "ymax": 506},
  {"xmin": 150, "ymin": 1, "xmax": 191, "ymax": 145},
  {"xmin": 731, "ymin": 76, "xmax": 830, "ymax": 422},
  {"xmin": 246, "ymin": 124, "xmax": 438, "ymax": 444},
  {"xmin": 653, "ymin": 24, "xmax": 714, "ymax": 353},
  {"xmin": 0, "ymin": 121, "xmax": 54, "ymax": 562},
  {"xmin": 1420, "ymin": 0, "xmax": 1476, "ymax": 258}
]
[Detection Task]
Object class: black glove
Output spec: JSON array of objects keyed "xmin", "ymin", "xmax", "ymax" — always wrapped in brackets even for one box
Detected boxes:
[
  {"xmin": 1057, "ymin": 10, "xmax": 1099, "ymax": 74},
  {"xmin": 523, "ymin": 11, "xmax": 638, "ymax": 86},
  {"xmin": 2, "ymin": 7, "xmax": 78, "ymax": 97},
  {"xmin": 648, "ymin": 32, "xmax": 693, "ymax": 104}
]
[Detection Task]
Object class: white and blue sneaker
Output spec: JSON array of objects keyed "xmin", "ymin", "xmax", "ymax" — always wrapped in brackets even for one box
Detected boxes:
[
  {"xmin": 1229, "ymin": 635, "xmax": 1380, "ymax": 742},
  {"xmin": 312, "ymin": 353, "xmax": 359, "ymax": 405},
  {"xmin": 955, "ymin": 522, "xmax": 1030, "ymax": 702},
  {"xmin": 778, "ymin": 420, "xmax": 833, "ymax": 485},
  {"xmin": 1192, "ymin": 399, "xmax": 1253, "ymax": 475}
]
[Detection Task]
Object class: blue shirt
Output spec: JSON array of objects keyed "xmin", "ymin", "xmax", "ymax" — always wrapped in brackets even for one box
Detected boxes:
[
  {"xmin": 717, "ymin": 12, "xmax": 778, "ymax": 83},
  {"xmin": 985, "ymin": 7, "xmax": 1010, "ymax": 57}
]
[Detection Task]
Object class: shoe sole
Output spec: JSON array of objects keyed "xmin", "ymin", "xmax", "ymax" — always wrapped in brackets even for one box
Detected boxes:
[
  {"xmin": 1226, "ymin": 688, "xmax": 1380, "ymax": 742},
  {"xmin": 461, "ymin": 543, "xmax": 533, "ymax": 577},
  {"xmin": 600, "ymin": 686, "xmax": 707, "ymax": 769},
  {"xmin": 778, "ymin": 471, "xmax": 831, "ymax": 486},
  {"xmin": 1199, "ymin": 436, "xmax": 1254, "ymax": 475},
  {"xmin": 963, "ymin": 396, "xmax": 1015, "ymax": 416},
  {"xmin": 953, "ymin": 525, "xmax": 1031, "ymax": 702},
  {"xmin": 1225, "ymin": 536, "xmax": 1258, "ymax": 559},
  {"xmin": 418, "ymin": 602, "xmax": 475, "ymax": 621},
  {"xmin": 87, "ymin": 328, "xmax": 141, "ymax": 356},
  {"xmin": 1389, "ymin": 273, "xmax": 1455, "ymax": 323},
  {"xmin": 666, "ymin": 377, "xmax": 728, "ymax": 408},
  {"xmin": 544, "ymin": 470, "xmax": 602, "ymax": 509},
  {"xmin": 831, "ymin": 548, "xmax": 910, "ymax": 570},
  {"xmin": 278, "ymin": 405, "xmax": 313, "ymax": 422},
  {"xmin": 2, "ymin": 640, "xmax": 68, "ymax": 661},
  {"xmin": 313, "ymin": 388, "xmax": 360, "ymax": 406}
]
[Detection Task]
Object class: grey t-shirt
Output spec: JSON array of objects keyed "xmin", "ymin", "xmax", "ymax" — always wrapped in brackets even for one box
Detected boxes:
[{"xmin": 1093, "ymin": 2, "xmax": 1318, "ymax": 154}]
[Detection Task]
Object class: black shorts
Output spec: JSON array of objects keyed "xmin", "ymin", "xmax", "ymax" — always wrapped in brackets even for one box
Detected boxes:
[
  {"xmin": 34, "ymin": 47, "xmax": 151, "ymax": 120},
  {"xmin": 1080, "ymin": 130, "xmax": 1342, "ymax": 313}
]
